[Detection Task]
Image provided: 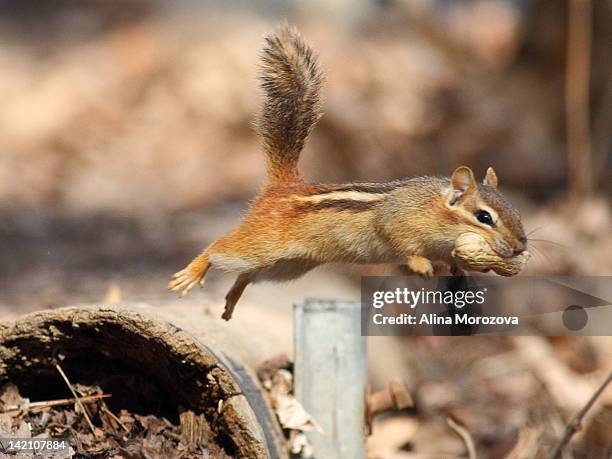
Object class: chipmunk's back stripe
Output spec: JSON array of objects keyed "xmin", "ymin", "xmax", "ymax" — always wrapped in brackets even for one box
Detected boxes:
[
  {"xmin": 296, "ymin": 199, "xmax": 378, "ymax": 212},
  {"xmin": 293, "ymin": 190, "xmax": 385, "ymax": 204},
  {"xmin": 303, "ymin": 181, "xmax": 406, "ymax": 196},
  {"xmin": 282, "ymin": 180, "xmax": 409, "ymax": 213},
  {"xmin": 327, "ymin": 183, "xmax": 403, "ymax": 193}
]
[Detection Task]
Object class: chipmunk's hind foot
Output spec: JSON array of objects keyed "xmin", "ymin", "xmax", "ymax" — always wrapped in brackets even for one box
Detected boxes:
[
  {"xmin": 222, "ymin": 273, "xmax": 252, "ymax": 321},
  {"xmin": 168, "ymin": 252, "xmax": 211, "ymax": 297}
]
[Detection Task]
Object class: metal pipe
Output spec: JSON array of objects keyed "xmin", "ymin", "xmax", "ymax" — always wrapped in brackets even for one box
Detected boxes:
[{"xmin": 294, "ymin": 299, "xmax": 367, "ymax": 459}]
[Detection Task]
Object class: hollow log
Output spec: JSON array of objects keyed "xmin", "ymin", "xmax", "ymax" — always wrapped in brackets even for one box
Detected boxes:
[{"xmin": 0, "ymin": 305, "xmax": 287, "ymax": 459}]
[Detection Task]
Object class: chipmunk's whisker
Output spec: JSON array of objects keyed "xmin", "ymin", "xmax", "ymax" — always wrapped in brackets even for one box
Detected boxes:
[
  {"xmin": 527, "ymin": 238, "xmax": 569, "ymax": 250},
  {"xmin": 526, "ymin": 225, "xmax": 548, "ymax": 237},
  {"xmin": 528, "ymin": 243, "xmax": 554, "ymax": 268}
]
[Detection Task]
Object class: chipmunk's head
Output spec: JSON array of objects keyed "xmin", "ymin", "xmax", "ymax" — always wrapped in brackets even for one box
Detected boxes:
[{"xmin": 446, "ymin": 166, "xmax": 526, "ymax": 259}]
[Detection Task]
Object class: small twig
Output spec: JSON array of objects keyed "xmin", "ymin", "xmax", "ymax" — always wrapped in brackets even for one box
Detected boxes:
[
  {"xmin": 447, "ymin": 417, "xmax": 477, "ymax": 459},
  {"xmin": 101, "ymin": 404, "xmax": 129, "ymax": 433},
  {"xmin": 547, "ymin": 370, "xmax": 612, "ymax": 459},
  {"xmin": 2, "ymin": 394, "xmax": 111, "ymax": 415},
  {"xmin": 55, "ymin": 363, "xmax": 99, "ymax": 438}
]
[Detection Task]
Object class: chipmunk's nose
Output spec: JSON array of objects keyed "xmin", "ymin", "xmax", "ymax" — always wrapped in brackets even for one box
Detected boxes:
[{"xmin": 513, "ymin": 237, "xmax": 527, "ymax": 256}]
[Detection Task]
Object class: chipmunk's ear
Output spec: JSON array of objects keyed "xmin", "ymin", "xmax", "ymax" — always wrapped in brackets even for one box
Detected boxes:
[
  {"xmin": 483, "ymin": 167, "xmax": 498, "ymax": 188},
  {"xmin": 451, "ymin": 166, "xmax": 477, "ymax": 197}
]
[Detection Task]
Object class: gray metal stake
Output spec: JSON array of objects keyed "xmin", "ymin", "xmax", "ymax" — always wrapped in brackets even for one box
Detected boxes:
[{"xmin": 294, "ymin": 299, "xmax": 367, "ymax": 459}]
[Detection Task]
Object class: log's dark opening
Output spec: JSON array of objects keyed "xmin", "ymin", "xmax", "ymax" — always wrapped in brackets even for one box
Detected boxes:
[
  {"xmin": 0, "ymin": 307, "xmax": 278, "ymax": 459},
  {"xmin": 10, "ymin": 348, "xmax": 181, "ymax": 424},
  {"xmin": 0, "ymin": 318, "xmax": 213, "ymax": 419}
]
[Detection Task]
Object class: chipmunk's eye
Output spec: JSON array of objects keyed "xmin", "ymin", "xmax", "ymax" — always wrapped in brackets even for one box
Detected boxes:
[{"xmin": 475, "ymin": 210, "xmax": 494, "ymax": 226}]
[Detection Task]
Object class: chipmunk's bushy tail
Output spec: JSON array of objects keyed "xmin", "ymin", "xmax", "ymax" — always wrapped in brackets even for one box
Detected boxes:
[{"xmin": 258, "ymin": 25, "xmax": 323, "ymax": 182}]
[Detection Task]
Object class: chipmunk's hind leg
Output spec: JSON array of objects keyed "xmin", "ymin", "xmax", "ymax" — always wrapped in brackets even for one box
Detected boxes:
[
  {"xmin": 220, "ymin": 259, "xmax": 319, "ymax": 321},
  {"xmin": 222, "ymin": 273, "xmax": 253, "ymax": 321},
  {"xmin": 168, "ymin": 251, "xmax": 211, "ymax": 297}
]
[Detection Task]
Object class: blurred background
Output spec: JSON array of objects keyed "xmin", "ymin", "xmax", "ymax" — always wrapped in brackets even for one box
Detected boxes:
[{"xmin": 0, "ymin": 0, "xmax": 611, "ymax": 457}]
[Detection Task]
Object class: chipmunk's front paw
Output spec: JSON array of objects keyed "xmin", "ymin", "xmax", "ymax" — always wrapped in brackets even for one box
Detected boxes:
[
  {"xmin": 168, "ymin": 265, "xmax": 205, "ymax": 298},
  {"xmin": 406, "ymin": 256, "xmax": 434, "ymax": 278}
]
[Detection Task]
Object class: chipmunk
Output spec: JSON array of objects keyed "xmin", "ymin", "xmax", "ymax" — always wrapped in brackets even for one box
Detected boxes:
[{"xmin": 168, "ymin": 25, "xmax": 527, "ymax": 321}]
